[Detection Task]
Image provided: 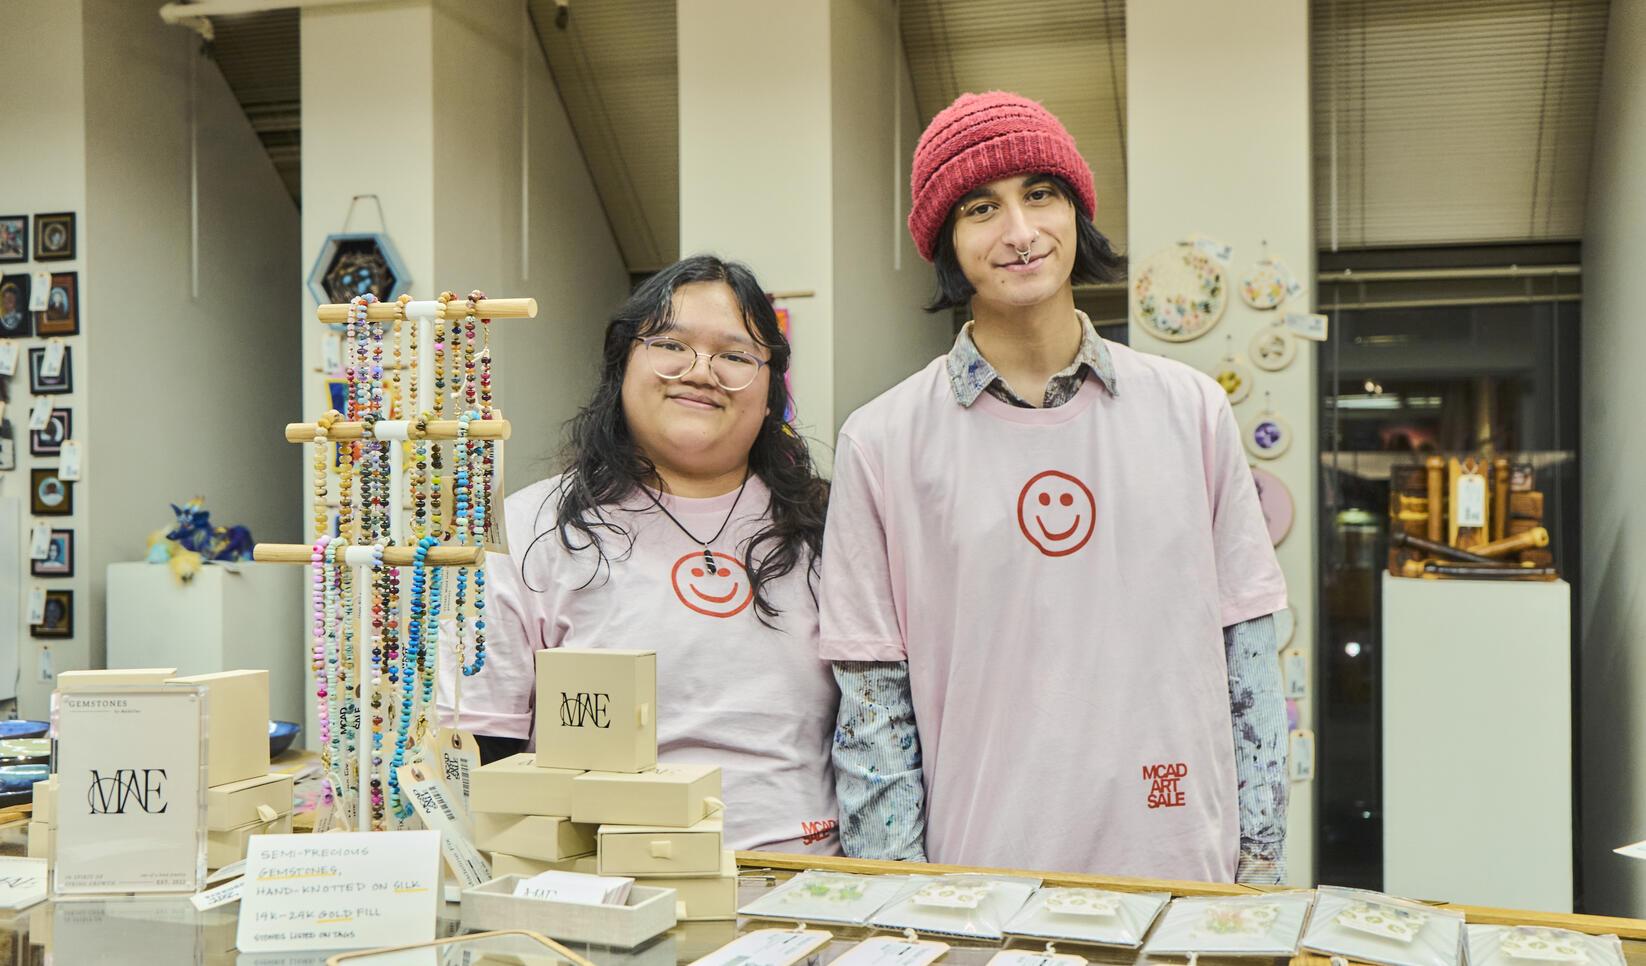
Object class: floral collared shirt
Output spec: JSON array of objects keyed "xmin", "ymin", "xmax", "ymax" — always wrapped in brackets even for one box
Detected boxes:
[
  {"xmin": 945, "ymin": 310, "xmax": 1117, "ymax": 409},
  {"xmin": 831, "ymin": 310, "xmax": 1288, "ymax": 883}
]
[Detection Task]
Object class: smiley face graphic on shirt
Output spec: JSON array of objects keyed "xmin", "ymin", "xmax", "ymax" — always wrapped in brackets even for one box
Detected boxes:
[
  {"xmin": 669, "ymin": 550, "xmax": 755, "ymax": 618},
  {"xmin": 1016, "ymin": 470, "xmax": 1096, "ymax": 557}
]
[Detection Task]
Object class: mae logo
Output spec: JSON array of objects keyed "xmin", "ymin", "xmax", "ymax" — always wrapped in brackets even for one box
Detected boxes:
[
  {"xmin": 86, "ymin": 768, "xmax": 169, "ymax": 815},
  {"xmin": 1142, "ymin": 762, "xmax": 1189, "ymax": 810},
  {"xmin": 559, "ymin": 691, "xmax": 611, "ymax": 729}
]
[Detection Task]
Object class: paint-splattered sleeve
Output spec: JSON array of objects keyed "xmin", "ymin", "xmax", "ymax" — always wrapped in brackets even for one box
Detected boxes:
[
  {"xmin": 1225, "ymin": 613, "xmax": 1289, "ymax": 884},
  {"xmin": 831, "ymin": 660, "xmax": 927, "ymax": 862}
]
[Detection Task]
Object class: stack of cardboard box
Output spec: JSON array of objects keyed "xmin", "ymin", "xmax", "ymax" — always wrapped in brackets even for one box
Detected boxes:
[{"xmin": 468, "ymin": 649, "xmax": 737, "ymax": 920}]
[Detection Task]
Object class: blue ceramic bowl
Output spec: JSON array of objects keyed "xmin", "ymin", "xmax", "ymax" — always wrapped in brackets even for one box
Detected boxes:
[
  {"xmin": 269, "ymin": 720, "xmax": 301, "ymax": 757},
  {"xmin": 0, "ymin": 764, "xmax": 49, "ymax": 795},
  {"xmin": 0, "ymin": 720, "xmax": 48, "ymax": 740}
]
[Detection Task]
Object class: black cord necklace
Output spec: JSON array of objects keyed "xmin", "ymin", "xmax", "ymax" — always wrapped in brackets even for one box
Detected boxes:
[{"xmin": 646, "ymin": 468, "xmax": 751, "ymax": 573}]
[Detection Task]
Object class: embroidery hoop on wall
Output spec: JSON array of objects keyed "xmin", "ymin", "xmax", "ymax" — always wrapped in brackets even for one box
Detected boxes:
[
  {"xmin": 1244, "ymin": 395, "xmax": 1292, "ymax": 460},
  {"xmin": 1250, "ymin": 464, "xmax": 1293, "ymax": 546},
  {"xmin": 1250, "ymin": 322, "xmax": 1297, "ymax": 372},
  {"xmin": 1211, "ymin": 334, "xmax": 1254, "ymax": 405},
  {"xmin": 1132, "ymin": 242, "xmax": 1228, "ymax": 343}
]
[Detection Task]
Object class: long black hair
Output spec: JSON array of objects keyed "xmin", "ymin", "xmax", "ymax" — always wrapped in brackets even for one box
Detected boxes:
[
  {"xmin": 533, "ymin": 254, "xmax": 827, "ymax": 626},
  {"xmin": 925, "ymin": 173, "xmax": 1126, "ymax": 312}
]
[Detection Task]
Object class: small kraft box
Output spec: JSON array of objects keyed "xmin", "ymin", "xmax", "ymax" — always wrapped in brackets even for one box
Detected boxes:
[
  {"xmin": 597, "ymin": 812, "xmax": 724, "ymax": 877},
  {"xmin": 206, "ymin": 773, "xmax": 293, "ymax": 830},
  {"xmin": 474, "ymin": 813, "xmax": 597, "ymax": 862},
  {"xmin": 207, "ymin": 810, "xmax": 292, "ymax": 870},
  {"xmin": 471, "ymin": 752, "xmax": 582, "ymax": 815},
  {"xmin": 31, "ymin": 775, "xmax": 56, "ymax": 825},
  {"xmin": 489, "ymin": 851, "xmax": 597, "ymax": 878},
  {"xmin": 26, "ymin": 822, "xmax": 52, "ymax": 860},
  {"xmin": 572, "ymin": 764, "xmax": 721, "ymax": 827},
  {"xmin": 535, "ymin": 649, "xmax": 656, "ymax": 773},
  {"xmin": 647, "ymin": 850, "xmax": 738, "ymax": 921},
  {"xmin": 168, "ymin": 669, "xmax": 270, "ymax": 786},
  {"xmin": 56, "ymin": 668, "xmax": 178, "ymax": 691},
  {"xmin": 461, "ymin": 877, "xmax": 677, "ymax": 949}
]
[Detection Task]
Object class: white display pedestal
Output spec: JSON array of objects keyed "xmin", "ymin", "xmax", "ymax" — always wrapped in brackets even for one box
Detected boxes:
[
  {"xmin": 105, "ymin": 561, "xmax": 303, "ymax": 723},
  {"xmin": 1382, "ymin": 573, "xmax": 1571, "ymax": 911}
]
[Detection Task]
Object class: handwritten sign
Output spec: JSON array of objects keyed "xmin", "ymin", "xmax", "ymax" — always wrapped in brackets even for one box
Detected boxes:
[{"xmin": 235, "ymin": 830, "xmax": 441, "ymax": 953}]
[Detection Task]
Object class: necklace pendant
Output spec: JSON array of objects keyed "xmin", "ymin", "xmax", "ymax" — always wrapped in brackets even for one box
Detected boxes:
[{"xmin": 703, "ymin": 548, "xmax": 717, "ymax": 572}]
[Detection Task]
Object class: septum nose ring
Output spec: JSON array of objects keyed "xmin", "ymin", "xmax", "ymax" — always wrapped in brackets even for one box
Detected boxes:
[{"xmin": 1016, "ymin": 230, "xmax": 1041, "ymax": 264}]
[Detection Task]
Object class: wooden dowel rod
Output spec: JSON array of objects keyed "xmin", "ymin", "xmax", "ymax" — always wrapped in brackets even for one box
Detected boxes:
[
  {"xmin": 285, "ymin": 418, "xmax": 512, "ymax": 443},
  {"xmin": 252, "ymin": 543, "xmax": 486, "ymax": 566},
  {"xmin": 315, "ymin": 297, "xmax": 538, "ymax": 323}
]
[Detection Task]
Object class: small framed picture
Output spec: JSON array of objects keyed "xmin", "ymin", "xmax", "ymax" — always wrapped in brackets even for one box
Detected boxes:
[
  {"xmin": 37, "ymin": 272, "xmax": 77, "ymax": 336},
  {"xmin": 33, "ymin": 212, "xmax": 74, "ymax": 261},
  {"xmin": 30, "ymin": 409, "xmax": 70, "ymax": 456},
  {"xmin": 0, "ymin": 420, "xmax": 14, "ymax": 471},
  {"xmin": 28, "ymin": 346, "xmax": 71, "ymax": 394},
  {"xmin": 30, "ymin": 468, "xmax": 73, "ymax": 516},
  {"xmin": 0, "ymin": 274, "xmax": 31, "ymax": 338},
  {"xmin": 31, "ymin": 589, "xmax": 72, "ymax": 638},
  {"xmin": 31, "ymin": 529, "xmax": 73, "ymax": 578},
  {"xmin": 0, "ymin": 216, "xmax": 25, "ymax": 263}
]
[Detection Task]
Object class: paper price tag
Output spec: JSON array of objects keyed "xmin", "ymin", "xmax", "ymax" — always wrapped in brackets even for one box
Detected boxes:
[
  {"xmin": 691, "ymin": 929, "xmax": 834, "ymax": 966},
  {"xmin": 832, "ymin": 937, "xmax": 952, "ymax": 966},
  {"xmin": 235, "ymin": 830, "xmax": 441, "ymax": 953},
  {"xmin": 0, "ymin": 344, "xmax": 16, "ymax": 376},
  {"xmin": 29, "ymin": 273, "xmax": 49, "ymax": 312},
  {"xmin": 1192, "ymin": 236, "xmax": 1234, "ymax": 266},
  {"xmin": 29, "ymin": 523, "xmax": 51, "ymax": 560},
  {"xmin": 1288, "ymin": 729, "xmax": 1316, "ymax": 782},
  {"xmin": 396, "ymin": 762, "xmax": 491, "ymax": 889},
  {"xmin": 1283, "ymin": 312, "xmax": 1329, "ymax": 341},
  {"xmin": 190, "ymin": 877, "xmax": 243, "ymax": 911},
  {"xmin": 987, "ymin": 953, "xmax": 1086, "ymax": 966},
  {"xmin": 434, "ymin": 728, "xmax": 480, "ymax": 812},
  {"xmin": 41, "ymin": 341, "xmax": 64, "ymax": 379},
  {"xmin": 28, "ymin": 399, "xmax": 51, "ymax": 432},
  {"xmin": 28, "ymin": 587, "xmax": 45, "ymax": 625},
  {"xmin": 58, "ymin": 441, "xmax": 81, "ymax": 481},
  {"xmin": 1456, "ymin": 474, "xmax": 1487, "ymax": 528},
  {"xmin": 1282, "ymin": 648, "xmax": 1308, "ymax": 700}
]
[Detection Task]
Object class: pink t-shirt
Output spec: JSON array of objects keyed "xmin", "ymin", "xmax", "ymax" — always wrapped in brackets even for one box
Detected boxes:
[
  {"xmin": 440, "ymin": 474, "xmax": 841, "ymax": 855},
  {"xmin": 818, "ymin": 343, "xmax": 1286, "ymax": 880}
]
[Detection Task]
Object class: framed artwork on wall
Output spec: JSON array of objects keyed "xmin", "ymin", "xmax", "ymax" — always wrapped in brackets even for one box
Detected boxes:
[
  {"xmin": 31, "ymin": 590, "xmax": 72, "ymax": 638},
  {"xmin": 30, "ymin": 408, "xmax": 70, "ymax": 456},
  {"xmin": 0, "ymin": 216, "xmax": 25, "ymax": 263},
  {"xmin": 31, "ymin": 529, "xmax": 73, "ymax": 578},
  {"xmin": 28, "ymin": 346, "xmax": 71, "ymax": 394},
  {"xmin": 30, "ymin": 468, "xmax": 73, "ymax": 516},
  {"xmin": 33, "ymin": 212, "xmax": 74, "ymax": 261},
  {"xmin": 37, "ymin": 272, "xmax": 77, "ymax": 336}
]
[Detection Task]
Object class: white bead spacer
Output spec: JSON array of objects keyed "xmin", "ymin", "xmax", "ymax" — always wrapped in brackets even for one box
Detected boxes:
[
  {"xmin": 403, "ymin": 300, "xmax": 443, "ymax": 323},
  {"xmin": 343, "ymin": 546, "xmax": 377, "ymax": 567},
  {"xmin": 373, "ymin": 420, "xmax": 410, "ymax": 440}
]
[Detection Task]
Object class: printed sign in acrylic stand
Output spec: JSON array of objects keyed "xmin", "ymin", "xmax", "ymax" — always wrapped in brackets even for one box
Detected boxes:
[{"xmin": 254, "ymin": 293, "xmax": 533, "ymax": 832}]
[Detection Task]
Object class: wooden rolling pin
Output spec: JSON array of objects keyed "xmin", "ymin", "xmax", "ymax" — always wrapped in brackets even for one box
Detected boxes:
[
  {"xmin": 1425, "ymin": 456, "xmax": 1445, "ymax": 543},
  {"xmin": 1417, "ymin": 562, "xmax": 1557, "ymax": 581},
  {"xmin": 1391, "ymin": 531, "xmax": 1497, "ymax": 563},
  {"xmin": 1470, "ymin": 527, "xmax": 1549, "ymax": 559},
  {"xmin": 1493, "ymin": 458, "xmax": 1510, "ymax": 540}
]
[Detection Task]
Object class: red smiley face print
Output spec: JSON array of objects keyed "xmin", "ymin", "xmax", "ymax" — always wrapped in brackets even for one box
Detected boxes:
[
  {"xmin": 1016, "ymin": 470, "xmax": 1096, "ymax": 557},
  {"xmin": 669, "ymin": 550, "xmax": 754, "ymax": 618}
]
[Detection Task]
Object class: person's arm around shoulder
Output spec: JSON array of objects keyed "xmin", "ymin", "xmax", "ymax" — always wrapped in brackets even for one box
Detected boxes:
[{"xmin": 819, "ymin": 432, "xmax": 928, "ymax": 861}]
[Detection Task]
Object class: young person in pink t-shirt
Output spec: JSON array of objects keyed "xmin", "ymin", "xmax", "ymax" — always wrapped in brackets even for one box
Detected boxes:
[
  {"xmin": 820, "ymin": 93, "xmax": 1290, "ymax": 882},
  {"xmin": 441, "ymin": 255, "xmax": 841, "ymax": 853}
]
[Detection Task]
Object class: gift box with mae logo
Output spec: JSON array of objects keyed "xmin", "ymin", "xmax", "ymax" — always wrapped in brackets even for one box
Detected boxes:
[
  {"xmin": 471, "ymin": 751, "xmax": 582, "ymax": 815},
  {"xmin": 534, "ymin": 649, "xmax": 656, "ymax": 774},
  {"xmin": 571, "ymin": 763, "xmax": 721, "ymax": 827}
]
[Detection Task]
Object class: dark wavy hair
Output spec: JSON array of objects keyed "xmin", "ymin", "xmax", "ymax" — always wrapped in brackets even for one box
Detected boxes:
[
  {"xmin": 925, "ymin": 173, "xmax": 1126, "ymax": 312},
  {"xmin": 527, "ymin": 254, "xmax": 828, "ymax": 627}
]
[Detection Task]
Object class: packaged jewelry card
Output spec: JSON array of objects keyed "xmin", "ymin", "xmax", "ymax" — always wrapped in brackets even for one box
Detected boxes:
[
  {"xmin": 737, "ymin": 871, "xmax": 920, "ymax": 926},
  {"xmin": 1467, "ymin": 925, "xmax": 1624, "ymax": 966},
  {"xmin": 986, "ymin": 952, "xmax": 1087, "ymax": 966},
  {"xmin": 1004, "ymin": 887, "xmax": 1170, "ymax": 948},
  {"xmin": 1141, "ymin": 892, "xmax": 1315, "ymax": 958},
  {"xmin": 1300, "ymin": 886, "xmax": 1464, "ymax": 966},
  {"xmin": 830, "ymin": 936, "xmax": 950, "ymax": 966},
  {"xmin": 868, "ymin": 875, "xmax": 1040, "ymax": 941},
  {"xmin": 688, "ymin": 928, "xmax": 833, "ymax": 966}
]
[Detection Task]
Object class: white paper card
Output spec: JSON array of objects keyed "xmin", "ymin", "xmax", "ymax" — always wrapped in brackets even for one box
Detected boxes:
[
  {"xmin": 1457, "ymin": 475, "xmax": 1487, "ymax": 528},
  {"xmin": 0, "ymin": 857, "xmax": 48, "ymax": 910},
  {"xmin": 396, "ymin": 762, "xmax": 490, "ymax": 889},
  {"xmin": 832, "ymin": 937, "xmax": 951, "ymax": 966},
  {"xmin": 1290, "ymin": 729, "xmax": 1316, "ymax": 782},
  {"xmin": 690, "ymin": 929, "xmax": 833, "ymax": 966},
  {"xmin": 1282, "ymin": 648, "xmax": 1309, "ymax": 699},
  {"xmin": 190, "ymin": 876, "xmax": 243, "ymax": 911},
  {"xmin": 58, "ymin": 440, "xmax": 81, "ymax": 481},
  {"xmin": 54, "ymin": 687, "xmax": 207, "ymax": 895},
  {"xmin": 29, "ymin": 523, "xmax": 51, "ymax": 560},
  {"xmin": 29, "ymin": 273, "xmax": 49, "ymax": 312},
  {"xmin": 1338, "ymin": 900, "xmax": 1429, "ymax": 943},
  {"xmin": 1284, "ymin": 312, "xmax": 1329, "ymax": 341},
  {"xmin": 27, "ymin": 586, "xmax": 45, "ymax": 625},
  {"xmin": 41, "ymin": 341, "xmax": 64, "ymax": 379},
  {"xmin": 0, "ymin": 343, "xmax": 17, "ymax": 376},
  {"xmin": 434, "ymin": 728, "xmax": 479, "ymax": 812},
  {"xmin": 235, "ymin": 829, "xmax": 441, "ymax": 953},
  {"xmin": 513, "ymin": 870, "xmax": 634, "ymax": 906},
  {"xmin": 28, "ymin": 399, "xmax": 51, "ymax": 432},
  {"xmin": 987, "ymin": 953, "xmax": 1085, "ymax": 966},
  {"xmin": 1193, "ymin": 236, "xmax": 1234, "ymax": 266}
]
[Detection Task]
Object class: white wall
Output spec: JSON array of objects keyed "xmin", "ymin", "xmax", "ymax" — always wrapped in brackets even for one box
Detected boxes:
[
  {"xmin": 431, "ymin": 0, "xmax": 627, "ymax": 482},
  {"xmin": 1579, "ymin": 0, "xmax": 1646, "ymax": 919},
  {"xmin": 1127, "ymin": 0, "xmax": 1317, "ymax": 885},
  {"xmin": 81, "ymin": 0, "xmax": 301, "ymax": 718},
  {"xmin": 0, "ymin": 0, "xmax": 86, "ymax": 714},
  {"xmin": 829, "ymin": 0, "xmax": 951, "ymax": 429}
]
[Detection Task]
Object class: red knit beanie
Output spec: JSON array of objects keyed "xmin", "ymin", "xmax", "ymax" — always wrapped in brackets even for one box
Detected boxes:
[{"xmin": 908, "ymin": 91, "xmax": 1096, "ymax": 262}]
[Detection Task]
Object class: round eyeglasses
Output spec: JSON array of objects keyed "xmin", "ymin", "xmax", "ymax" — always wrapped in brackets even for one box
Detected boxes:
[{"xmin": 633, "ymin": 336, "xmax": 770, "ymax": 392}]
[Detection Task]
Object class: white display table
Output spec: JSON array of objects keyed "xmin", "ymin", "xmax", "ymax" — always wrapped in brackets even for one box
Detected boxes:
[
  {"xmin": 1382, "ymin": 573, "xmax": 1572, "ymax": 911},
  {"xmin": 105, "ymin": 561, "xmax": 303, "ymax": 722}
]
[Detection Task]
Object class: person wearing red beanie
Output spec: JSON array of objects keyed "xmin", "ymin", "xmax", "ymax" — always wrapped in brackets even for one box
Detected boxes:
[{"xmin": 818, "ymin": 92, "xmax": 1290, "ymax": 884}]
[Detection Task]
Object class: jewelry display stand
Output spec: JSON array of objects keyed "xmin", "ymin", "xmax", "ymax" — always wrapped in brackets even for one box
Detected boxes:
[{"xmin": 253, "ymin": 293, "xmax": 536, "ymax": 832}]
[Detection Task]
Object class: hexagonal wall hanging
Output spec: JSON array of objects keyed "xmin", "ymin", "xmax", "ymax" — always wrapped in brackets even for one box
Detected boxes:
[{"xmin": 307, "ymin": 232, "xmax": 411, "ymax": 306}]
